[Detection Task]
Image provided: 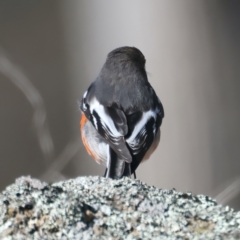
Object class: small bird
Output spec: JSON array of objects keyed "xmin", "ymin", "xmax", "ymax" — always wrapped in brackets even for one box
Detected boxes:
[{"xmin": 80, "ymin": 47, "xmax": 164, "ymax": 179}]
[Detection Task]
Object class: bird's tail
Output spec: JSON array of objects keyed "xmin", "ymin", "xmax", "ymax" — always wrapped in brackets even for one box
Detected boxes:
[{"xmin": 105, "ymin": 148, "xmax": 131, "ymax": 179}]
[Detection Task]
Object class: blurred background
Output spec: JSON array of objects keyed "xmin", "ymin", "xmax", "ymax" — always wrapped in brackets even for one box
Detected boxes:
[{"xmin": 1, "ymin": 1, "xmax": 240, "ymax": 210}]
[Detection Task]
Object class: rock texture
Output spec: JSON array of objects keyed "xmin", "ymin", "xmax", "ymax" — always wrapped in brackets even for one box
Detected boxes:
[{"xmin": 0, "ymin": 176, "xmax": 240, "ymax": 240}]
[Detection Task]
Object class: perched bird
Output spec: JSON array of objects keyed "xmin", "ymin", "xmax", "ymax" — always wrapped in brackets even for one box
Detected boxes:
[{"xmin": 80, "ymin": 47, "xmax": 164, "ymax": 179}]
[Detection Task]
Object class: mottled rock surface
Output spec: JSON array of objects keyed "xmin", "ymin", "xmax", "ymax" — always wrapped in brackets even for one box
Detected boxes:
[{"xmin": 0, "ymin": 176, "xmax": 240, "ymax": 240}]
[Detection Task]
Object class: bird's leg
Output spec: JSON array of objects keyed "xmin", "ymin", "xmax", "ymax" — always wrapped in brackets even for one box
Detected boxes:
[
  {"xmin": 103, "ymin": 168, "xmax": 108, "ymax": 177},
  {"xmin": 122, "ymin": 162, "xmax": 131, "ymax": 177},
  {"xmin": 133, "ymin": 171, "xmax": 137, "ymax": 179}
]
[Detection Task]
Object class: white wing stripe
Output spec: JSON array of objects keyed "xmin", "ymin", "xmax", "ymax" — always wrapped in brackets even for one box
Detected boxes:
[
  {"xmin": 126, "ymin": 110, "xmax": 156, "ymax": 143},
  {"xmin": 90, "ymin": 97, "xmax": 122, "ymax": 137},
  {"xmin": 82, "ymin": 91, "xmax": 88, "ymax": 110},
  {"xmin": 92, "ymin": 115, "xmax": 98, "ymax": 130}
]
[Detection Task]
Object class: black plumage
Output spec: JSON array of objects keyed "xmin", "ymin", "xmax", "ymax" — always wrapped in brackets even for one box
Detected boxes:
[{"xmin": 80, "ymin": 46, "xmax": 164, "ymax": 179}]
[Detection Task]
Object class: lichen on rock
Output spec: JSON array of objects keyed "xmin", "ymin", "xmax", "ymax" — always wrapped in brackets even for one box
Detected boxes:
[{"xmin": 0, "ymin": 176, "xmax": 240, "ymax": 239}]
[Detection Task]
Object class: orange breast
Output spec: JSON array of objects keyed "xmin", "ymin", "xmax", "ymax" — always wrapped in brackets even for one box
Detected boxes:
[
  {"xmin": 80, "ymin": 112, "xmax": 88, "ymax": 130},
  {"xmin": 80, "ymin": 113, "xmax": 98, "ymax": 161}
]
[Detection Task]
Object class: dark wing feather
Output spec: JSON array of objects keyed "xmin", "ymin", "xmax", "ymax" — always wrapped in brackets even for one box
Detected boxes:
[
  {"xmin": 126, "ymin": 98, "xmax": 164, "ymax": 173},
  {"xmin": 81, "ymin": 88, "xmax": 132, "ymax": 163}
]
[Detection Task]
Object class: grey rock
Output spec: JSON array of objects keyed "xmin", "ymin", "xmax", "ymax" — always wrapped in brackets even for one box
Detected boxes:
[{"xmin": 0, "ymin": 176, "xmax": 240, "ymax": 239}]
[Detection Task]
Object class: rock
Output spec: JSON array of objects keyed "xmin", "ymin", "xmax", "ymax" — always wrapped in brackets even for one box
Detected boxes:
[{"xmin": 0, "ymin": 176, "xmax": 240, "ymax": 240}]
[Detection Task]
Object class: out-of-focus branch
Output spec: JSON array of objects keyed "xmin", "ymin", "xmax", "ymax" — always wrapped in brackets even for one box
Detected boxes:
[
  {"xmin": 40, "ymin": 139, "xmax": 81, "ymax": 182},
  {"xmin": 0, "ymin": 52, "xmax": 55, "ymax": 165},
  {"xmin": 215, "ymin": 177, "xmax": 240, "ymax": 205}
]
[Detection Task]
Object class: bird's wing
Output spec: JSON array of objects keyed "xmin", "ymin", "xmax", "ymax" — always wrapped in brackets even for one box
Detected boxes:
[
  {"xmin": 126, "ymin": 98, "xmax": 164, "ymax": 173},
  {"xmin": 80, "ymin": 89, "xmax": 132, "ymax": 163}
]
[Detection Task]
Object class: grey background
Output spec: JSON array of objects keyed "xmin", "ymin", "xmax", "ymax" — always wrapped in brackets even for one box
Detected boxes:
[{"xmin": 1, "ymin": 1, "xmax": 240, "ymax": 210}]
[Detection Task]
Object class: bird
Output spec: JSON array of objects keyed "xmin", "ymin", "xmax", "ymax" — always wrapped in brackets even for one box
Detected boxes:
[{"xmin": 80, "ymin": 46, "xmax": 164, "ymax": 179}]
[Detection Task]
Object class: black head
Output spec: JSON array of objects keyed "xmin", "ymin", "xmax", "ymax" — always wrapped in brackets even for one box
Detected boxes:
[
  {"xmin": 105, "ymin": 46, "xmax": 146, "ymax": 71},
  {"xmin": 98, "ymin": 46, "xmax": 148, "ymax": 87},
  {"xmin": 103, "ymin": 47, "xmax": 146, "ymax": 74},
  {"xmin": 94, "ymin": 46, "xmax": 152, "ymax": 111}
]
